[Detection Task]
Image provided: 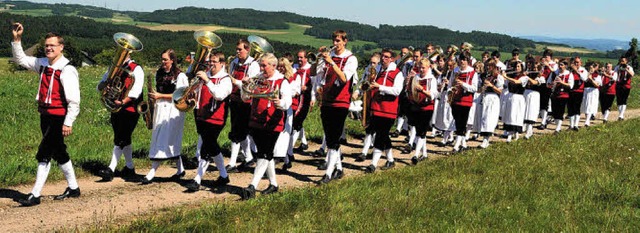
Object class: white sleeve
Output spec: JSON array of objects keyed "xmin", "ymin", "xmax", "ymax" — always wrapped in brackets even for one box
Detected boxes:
[
  {"xmin": 594, "ymin": 75, "xmax": 602, "ymax": 86},
  {"xmin": 60, "ymin": 66, "xmax": 80, "ymax": 126},
  {"xmin": 342, "ymin": 56, "xmax": 358, "ymax": 83},
  {"xmin": 278, "ymin": 80, "xmax": 292, "ymax": 110},
  {"xmin": 460, "ymin": 73, "xmax": 478, "ymax": 93},
  {"xmin": 290, "ymin": 74, "xmax": 302, "ymax": 96},
  {"xmin": 247, "ymin": 62, "xmax": 260, "ymax": 78},
  {"xmin": 568, "ymin": 74, "xmax": 574, "ymax": 89},
  {"xmin": 429, "ymin": 77, "xmax": 439, "ymax": 100},
  {"xmin": 127, "ymin": 65, "xmax": 145, "ymax": 98},
  {"xmin": 11, "ymin": 41, "xmax": 40, "ymax": 72},
  {"xmin": 176, "ymin": 73, "xmax": 189, "ymax": 89},
  {"xmin": 378, "ymin": 72, "xmax": 404, "ymax": 96},
  {"xmin": 205, "ymin": 76, "xmax": 232, "ymax": 101},
  {"xmin": 519, "ymin": 76, "xmax": 529, "ymax": 87}
]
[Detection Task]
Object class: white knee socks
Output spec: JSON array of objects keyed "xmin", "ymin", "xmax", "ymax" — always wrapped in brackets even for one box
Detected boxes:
[
  {"xmin": 122, "ymin": 145, "xmax": 134, "ymax": 169},
  {"xmin": 31, "ymin": 162, "xmax": 51, "ymax": 197},
  {"xmin": 108, "ymin": 146, "xmax": 123, "ymax": 171}
]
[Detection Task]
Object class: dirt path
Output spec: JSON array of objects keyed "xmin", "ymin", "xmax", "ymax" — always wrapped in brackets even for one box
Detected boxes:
[{"xmin": 1, "ymin": 109, "xmax": 638, "ymax": 232}]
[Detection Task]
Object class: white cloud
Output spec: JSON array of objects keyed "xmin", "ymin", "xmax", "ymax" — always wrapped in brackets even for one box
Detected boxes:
[{"xmin": 588, "ymin": 17, "xmax": 607, "ymax": 25}]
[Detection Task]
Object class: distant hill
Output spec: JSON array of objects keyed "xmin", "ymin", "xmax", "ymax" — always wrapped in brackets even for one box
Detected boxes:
[
  {"xmin": 2, "ymin": 1, "xmax": 537, "ymax": 52},
  {"xmin": 520, "ymin": 36, "xmax": 629, "ymax": 52}
]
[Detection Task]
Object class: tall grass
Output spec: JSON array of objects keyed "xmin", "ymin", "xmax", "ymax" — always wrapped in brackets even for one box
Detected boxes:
[{"xmin": 105, "ymin": 117, "xmax": 640, "ymax": 232}]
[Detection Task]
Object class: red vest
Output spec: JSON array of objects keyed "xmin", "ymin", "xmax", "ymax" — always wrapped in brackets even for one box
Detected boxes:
[
  {"xmin": 195, "ymin": 75, "xmax": 229, "ymax": 126},
  {"xmin": 408, "ymin": 77, "xmax": 435, "ymax": 111},
  {"xmin": 452, "ymin": 70, "xmax": 475, "ymax": 107},
  {"xmin": 571, "ymin": 69, "xmax": 585, "ymax": 93},
  {"xmin": 119, "ymin": 61, "xmax": 141, "ymax": 113},
  {"xmin": 371, "ymin": 68, "xmax": 401, "ymax": 119},
  {"xmin": 617, "ymin": 69, "xmax": 632, "ymax": 89},
  {"xmin": 230, "ymin": 61, "xmax": 251, "ymax": 103},
  {"xmin": 554, "ymin": 73, "xmax": 572, "ymax": 99},
  {"xmin": 291, "ymin": 68, "xmax": 310, "ymax": 112},
  {"xmin": 249, "ymin": 78, "xmax": 286, "ymax": 132},
  {"xmin": 601, "ymin": 71, "xmax": 616, "ymax": 95},
  {"xmin": 321, "ymin": 55, "xmax": 352, "ymax": 109},
  {"xmin": 38, "ymin": 66, "xmax": 67, "ymax": 116}
]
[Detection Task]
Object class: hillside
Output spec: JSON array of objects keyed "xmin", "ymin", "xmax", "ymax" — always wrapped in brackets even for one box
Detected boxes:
[{"xmin": 2, "ymin": 1, "xmax": 537, "ymax": 52}]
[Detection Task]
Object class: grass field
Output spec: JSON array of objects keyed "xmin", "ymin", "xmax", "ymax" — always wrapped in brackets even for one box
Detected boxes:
[{"xmin": 99, "ymin": 115, "xmax": 640, "ymax": 232}]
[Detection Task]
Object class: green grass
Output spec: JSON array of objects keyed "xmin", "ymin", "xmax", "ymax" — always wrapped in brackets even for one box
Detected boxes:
[
  {"xmin": 102, "ymin": 117, "xmax": 640, "ymax": 232},
  {"xmin": 2, "ymin": 9, "xmax": 53, "ymax": 17}
]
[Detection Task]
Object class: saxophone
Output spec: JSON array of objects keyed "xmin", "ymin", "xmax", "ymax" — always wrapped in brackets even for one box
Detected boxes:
[{"xmin": 142, "ymin": 73, "xmax": 155, "ymax": 130}]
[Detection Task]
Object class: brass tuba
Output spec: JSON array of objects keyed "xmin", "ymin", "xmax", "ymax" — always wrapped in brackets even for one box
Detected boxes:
[
  {"xmin": 396, "ymin": 47, "xmax": 414, "ymax": 70},
  {"xmin": 248, "ymin": 35, "xmax": 274, "ymax": 60},
  {"xmin": 100, "ymin": 32, "xmax": 144, "ymax": 113},
  {"xmin": 172, "ymin": 31, "xmax": 223, "ymax": 112}
]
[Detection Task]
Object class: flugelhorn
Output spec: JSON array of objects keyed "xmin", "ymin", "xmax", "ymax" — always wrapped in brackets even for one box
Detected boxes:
[
  {"xmin": 100, "ymin": 32, "xmax": 144, "ymax": 113},
  {"xmin": 173, "ymin": 31, "xmax": 223, "ymax": 112}
]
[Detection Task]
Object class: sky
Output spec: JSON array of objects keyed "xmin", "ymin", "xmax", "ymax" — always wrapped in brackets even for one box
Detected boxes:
[{"xmin": 25, "ymin": 0, "xmax": 640, "ymax": 41}]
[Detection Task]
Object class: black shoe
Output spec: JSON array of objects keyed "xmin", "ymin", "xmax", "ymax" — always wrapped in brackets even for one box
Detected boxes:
[
  {"xmin": 318, "ymin": 175, "xmax": 331, "ymax": 185},
  {"xmin": 390, "ymin": 130, "xmax": 400, "ymax": 138},
  {"xmin": 339, "ymin": 138, "xmax": 348, "ymax": 145},
  {"xmin": 314, "ymin": 149, "xmax": 326, "ymax": 157},
  {"xmin": 97, "ymin": 168, "xmax": 114, "ymax": 181},
  {"xmin": 226, "ymin": 165, "xmax": 240, "ymax": 173},
  {"xmin": 185, "ymin": 180, "xmax": 200, "ymax": 192},
  {"xmin": 261, "ymin": 184, "xmax": 279, "ymax": 195},
  {"xmin": 213, "ymin": 176, "xmax": 230, "ymax": 186},
  {"xmin": 618, "ymin": 117, "xmax": 624, "ymax": 121},
  {"xmin": 54, "ymin": 187, "xmax": 80, "ymax": 200},
  {"xmin": 400, "ymin": 129, "xmax": 409, "ymax": 136},
  {"xmin": 140, "ymin": 177, "xmax": 152, "ymax": 185},
  {"xmin": 591, "ymin": 115, "xmax": 596, "ymax": 121},
  {"xmin": 288, "ymin": 153, "xmax": 296, "ymax": 162},
  {"xmin": 411, "ymin": 156, "xmax": 419, "ymax": 165},
  {"xmin": 402, "ymin": 144, "xmax": 412, "ymax": 154},
  {"xmin": 240, "ymin": 185, "xmax": 256, "ymax": 200},
  {"xmin": 170, "ymin": 171, "xmax": 186, "ymax": 181},
  {"xmin": 403, "ymin": 137, "xmax": 409, "ymax": 143},
  {"xmin": 283, "ymin": 161, "xmax": 292, "ymax": 171},
  {"xmin": 381, "ymin": 161, "xmax": 395, "ymax": 170},
  {"xmin": 355, "ymin": 153, "xmax": 366, "ymax": 162},
  {"xmin": 603, "ymin": 120, "xmax": 608, "ymax": 124},
  {"xmin": 536, "ymin": 124, "xmax": 547, "ymax": 130},
  {"xmin": 120, "ymin": 166, "xmax": 136, "ymax": 178},
  {"xmin": 332, "ymin": 169, "xmax": 344, "ymax": 180},
  {"xmin": 297, "ymin": 143, "xmax": 308, "ymax": 151},
  {"xmin": 572, "ymin": 127, "xmax": 579, "ymax": 131},
  {"xmin": 364, "ymin": 165, "xmax": 376, "ymax": 173},
  {"xmin": 317, "ymin": 162, "xmax": 327, "ymax": 170},
  {"xmin": 240, "ymin": 160, "xmax": 256, "ymax": 169},
  {"xmin": 18, "ymin": 193, "xmax": 41, "ymax": 207}
]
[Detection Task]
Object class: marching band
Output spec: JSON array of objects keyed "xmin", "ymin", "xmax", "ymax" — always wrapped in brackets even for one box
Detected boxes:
[{"xmin": 9, "ymin": 22, "xmax": 636, "ymax": 205}]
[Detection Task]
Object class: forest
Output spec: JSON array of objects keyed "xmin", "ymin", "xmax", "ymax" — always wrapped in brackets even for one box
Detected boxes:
[{"xmin": 0, "ymin": 13, "xmax": 313, "ymax": 68}]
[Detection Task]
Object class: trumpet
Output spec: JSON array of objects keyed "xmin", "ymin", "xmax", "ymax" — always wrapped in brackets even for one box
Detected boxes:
[{"xmin": 306, "ymin": 46, "xmax": 335, "ymax": 64}]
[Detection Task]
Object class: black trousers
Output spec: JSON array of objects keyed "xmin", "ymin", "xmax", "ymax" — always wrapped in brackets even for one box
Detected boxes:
[
  {"xmin": 36, "ymin": 114, "xmax": 70, "ymax": 164},
  {"xmin": 616, "ymin": 87, "xmax": 630, "ymax": 105},
  {"xmin": 196, "ymin": 121, "xmax": 223, "ymax": 162},
  {"xmin": 292, "ymin": 97, "xmax": 311, "ymax": 131},
  {"xmin": 371, "ymin": 116, "xmax": 395, "ymax": 150},
  {"xmin": 539, "ymin": 87, "xmax": 551, "ymax": 111},
  {"xmin": 110, "ymin": 111, "xmax": 140, "ymax": 148},
  {"xmin": 320, "ymin": 106, "xmax": 349, "ymax": 150},
  {"xmin": 228, "ymin": 100, "xmax": 251, "ymax": 143},
  {"xmin": 567, "ymin": 92, "xmax": 583, "ymax": 117},
  {"xmin": 552, "ymin": 97, "xmax": 568, "ymax": 120},
  {"xmin": 451, "ymin": 104, "xmax": 471, "ymax": 136},
  {"xmin": 250, "ymin": 128, "xmax": 280, "ymax": 160},
  {"xmin": 409, "ymin": 110, "xmax": 433, "ymax": 138},
  {"xmin": 600, "ymin": 94, "xmax": 615, "ymax": 113}
]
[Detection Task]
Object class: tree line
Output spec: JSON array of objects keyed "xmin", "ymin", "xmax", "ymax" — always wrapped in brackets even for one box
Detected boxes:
[{"xmin": 0, "ymin": 13, "xmax": 313, "ymax": 69}]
